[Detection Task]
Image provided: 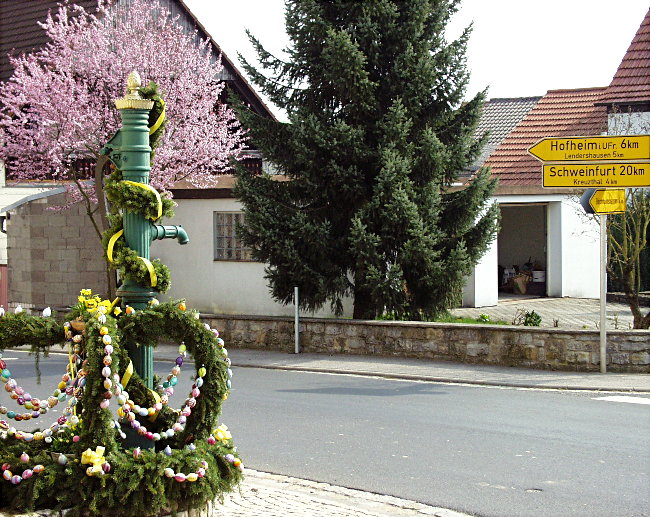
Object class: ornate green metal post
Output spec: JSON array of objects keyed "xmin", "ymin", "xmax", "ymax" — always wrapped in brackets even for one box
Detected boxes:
[{"xmin": 101, "ymin": 71, "xmax": 189, "ymax": 389}]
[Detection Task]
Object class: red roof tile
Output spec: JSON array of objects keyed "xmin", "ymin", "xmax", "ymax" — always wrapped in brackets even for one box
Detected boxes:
[
  {"xmin": 599, "ymin": 9, "xmax": 650, "ymax": 105},
  {"xmin": 484, "ymin": 88, "xmax": 608, "ymax": 186}
]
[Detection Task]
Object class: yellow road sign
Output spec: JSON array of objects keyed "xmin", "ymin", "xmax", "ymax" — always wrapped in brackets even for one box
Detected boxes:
[
  {"xmin": 542, "ymin": 162, "xmax": 650, "ymax": 188},
  {"xmin": 581, "ymin": 188, "xmax": 626, "ymax": 214},
  {"xmin": 529, "ymin": 135, "xmax": 650, "ymax": 162}
]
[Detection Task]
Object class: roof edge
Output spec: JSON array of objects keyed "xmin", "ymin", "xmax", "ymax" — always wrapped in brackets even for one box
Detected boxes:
[
  {"xmin": 1, "ymin": 186, "xmax": 65, "ymax": 213},
  {"xmin": 176, "ymin": 0, "xmax": 278, "ymax": 121}
]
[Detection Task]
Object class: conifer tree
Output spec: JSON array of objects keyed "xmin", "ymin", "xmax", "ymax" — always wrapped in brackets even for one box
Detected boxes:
[{"xmin": 235, "ymin": 0, "xmax": 499, "ymax": 319}]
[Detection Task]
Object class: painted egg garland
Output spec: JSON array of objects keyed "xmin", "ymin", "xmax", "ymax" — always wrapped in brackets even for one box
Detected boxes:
[{"xmin": 0, "ymin": 295, "xmax": 240, "ymax": 509}]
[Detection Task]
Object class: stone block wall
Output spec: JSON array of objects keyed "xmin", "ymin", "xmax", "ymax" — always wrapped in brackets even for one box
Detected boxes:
[
  {"xmin": 7, "ymin": 192, "xmax": 107, "ymax": 310},
  {"xmin": 204, "ymin": 314, "xmax": 650, "ymax": 373}
]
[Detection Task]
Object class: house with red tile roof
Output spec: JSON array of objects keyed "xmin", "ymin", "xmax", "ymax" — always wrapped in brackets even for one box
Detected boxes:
[
  {"xmin": 463, "ymin": 87, "xmax": 608, "ymax": 306},
  {"xmin": 462, "ymin": 8, "xmax": 649, "ymax": 308}
]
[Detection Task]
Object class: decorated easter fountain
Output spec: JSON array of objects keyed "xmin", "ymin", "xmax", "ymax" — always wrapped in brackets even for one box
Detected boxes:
[{"xmin": 0, "ymin": 72, "xmax": 241, "ymax": 516}]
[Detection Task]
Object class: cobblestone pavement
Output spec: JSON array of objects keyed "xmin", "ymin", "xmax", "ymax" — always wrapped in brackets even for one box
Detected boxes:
[
  {"xmin": 0, "ymin": 470, "xmax": 471, "ymax": 517},
  {"xmin": 451, "ymin": 296, "xmax": 638, "ymax": 330},
  {"xmin": 212, "ymin": 470, "xmax": 470, "ymax": 517}
]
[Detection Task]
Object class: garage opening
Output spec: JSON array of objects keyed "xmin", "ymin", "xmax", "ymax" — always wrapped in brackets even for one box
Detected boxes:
[{"xmin": 497, "ymin": 204, "xmax": 547, "ymax": 298}]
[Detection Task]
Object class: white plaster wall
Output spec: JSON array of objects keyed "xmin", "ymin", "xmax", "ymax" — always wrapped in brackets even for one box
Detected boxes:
[
  {"xmin": 558, "ymin": 197, "xmax": 600, "ymax": 298},
  {"xmin": 152, "ymin": 198, "xmax": 350, "ymax": 317},
  {"xmin": 546, "ymin": 201, "xmax": 563, "ymax": 297},
  {"xmin": 608, "ymin": 112, "xmax": 650, "ymax": 135},
  {"xmin": 498, "ymin": 205, "xmax": 546, "ymax": 270},
  {"xmin": 462, "ymin": 237, "xmax": 498, "ymax": 307},
  {"xmin": 487, "ymin": 193, "xmax": 600, "ymax": 300},
  {"xmin": 164, "ymin": 193, "xmax": 601, "ymax": 313}
]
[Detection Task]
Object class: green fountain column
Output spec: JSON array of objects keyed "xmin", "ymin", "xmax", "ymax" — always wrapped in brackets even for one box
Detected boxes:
[{"xmin": 101, "ymin": 71, "xmax": 189, "ymax": 389}]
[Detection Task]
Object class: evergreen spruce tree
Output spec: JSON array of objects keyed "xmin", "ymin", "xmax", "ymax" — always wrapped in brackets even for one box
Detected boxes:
[{"xmin": 234, "ymin": 0, "xmax": 499, "ymax": 320}]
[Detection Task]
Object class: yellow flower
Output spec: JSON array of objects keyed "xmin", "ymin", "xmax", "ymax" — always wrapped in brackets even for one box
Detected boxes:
[
  {"xmin": 113, "ymin": 307, "xmax": 122, "ymax": 316},
  {"xmin": 214, "ymin": 424, "xmax": 232, "ymax": 442},
  {"xmin": 81, "ymin": 446, "xmax": 106, "ymax": 476}
]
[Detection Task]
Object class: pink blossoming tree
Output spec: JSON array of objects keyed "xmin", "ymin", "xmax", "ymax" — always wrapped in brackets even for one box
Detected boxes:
[{"xmin": 0, "ymin": 0, "xmax": 246, "ymax": 228}]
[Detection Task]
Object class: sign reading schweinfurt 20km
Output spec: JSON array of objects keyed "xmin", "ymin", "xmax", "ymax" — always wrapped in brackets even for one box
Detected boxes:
[
  {"xmin": 527, "ymin": 135, "xmax": 650, "ymax": 188},
  {"xmin": 542, "ymin": 162, "xmax": 650, "ymax": 188}
]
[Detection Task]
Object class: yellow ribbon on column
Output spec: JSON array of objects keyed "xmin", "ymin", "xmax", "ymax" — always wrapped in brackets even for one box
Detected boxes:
[
  {"xmin": 121, "ymin": 360, "xmax": 134, "ymax": 388},
  {"xmin": 138, "ymin": 256, "xmax": 157, "ymax": 287},
  {"xmin": 149, "ymin": 98, "xmax": 166, "ymax": 135},
  {"xmin": 107, "ymin": 228, "xmax": 157, "ymax": 287},
  {"xmin": 107, "ymin": 230, "xmax": 124, "ymax": 263}
]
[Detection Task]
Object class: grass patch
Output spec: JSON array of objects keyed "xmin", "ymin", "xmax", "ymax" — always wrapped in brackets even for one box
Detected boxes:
[
  {"xmin": 377, "ymin": 311, "xmax": 509, "ymax": 325},
  {"xmin": 435, "ymin": 314, "xmax": 509, "ymax": 325}
]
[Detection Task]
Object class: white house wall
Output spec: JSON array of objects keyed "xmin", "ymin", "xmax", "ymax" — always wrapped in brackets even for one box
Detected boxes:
[
  {"xmin": 557, "ymin": 197, "xmax": 600, "ymax": 298},
  {"xmin": 498, "ymin": 205, "xmax": 546, "ymax": 270},
  {"xmin": 152, "ymin": 197, "xmax": 350, "ymax": 317},
  {"xmin": 461, "ymin": 237, "xmax": 498, "ymax": 307},
  {"xmin": 546, "ymin": 201, "xmax": 563, "ymax": 296},
  {"xmin": 608, "ymin": 111, "xmax": 650, "ymax": 135}
]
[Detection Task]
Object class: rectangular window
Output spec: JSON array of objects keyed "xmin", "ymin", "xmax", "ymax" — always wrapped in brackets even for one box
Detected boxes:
[{"xmin": 213, "ymin": 212, "xmax": 253, "ymax": 261}]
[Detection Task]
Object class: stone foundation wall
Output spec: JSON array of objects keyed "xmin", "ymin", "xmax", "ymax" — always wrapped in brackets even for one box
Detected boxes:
[
  {"xmin": 7, "ymin": 192, "xmax": 107, "ymax": 310},
  {"xmin": 204, "ymin": 315, "xmax": 650, "ymax": 373}
]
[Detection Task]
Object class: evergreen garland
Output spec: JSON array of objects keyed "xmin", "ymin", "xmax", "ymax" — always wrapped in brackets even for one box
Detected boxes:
[
  {"xmin": 104, "ymin": 169, "xmax": 176, "ymax": 222},
  {"xmin": 102, "ymin": 214, "xmax": 172, "ymax": 294}
]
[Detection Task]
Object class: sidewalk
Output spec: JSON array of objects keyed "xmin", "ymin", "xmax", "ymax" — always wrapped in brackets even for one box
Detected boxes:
[{"xmin": 156, "ymin": 346, "xmax": 650, "ymax": 392}]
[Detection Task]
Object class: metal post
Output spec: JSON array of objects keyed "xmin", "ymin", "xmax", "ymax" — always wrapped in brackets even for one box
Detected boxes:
[
  {"xmin": 294, "ymin": 286, "xmax": 300, "ymax": 354},
  {"xmin": 600, "ymin": 214, "xmax": 607, "ymax": 373},
  {"xmin": 102, "ymin": 71, "xmax": 188, "ymax": 387},
  {"xmin": 112, "ymin": 72, "xmax": 156, "ymax": 387}
]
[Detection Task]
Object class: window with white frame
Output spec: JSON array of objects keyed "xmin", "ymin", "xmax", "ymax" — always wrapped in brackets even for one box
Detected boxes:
[{"xmin": 213, "ymin": 212, "xmax": 253, "ymax": 261}]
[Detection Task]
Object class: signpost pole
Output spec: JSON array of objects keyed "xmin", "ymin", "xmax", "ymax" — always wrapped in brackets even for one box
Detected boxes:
[
  {"xmin": 294, "ymin": 286, "xmax": 300, "ymax": 354},
  {"xmin": 599, "ymin": 214, "xmax": 607, "ymax": 374}
]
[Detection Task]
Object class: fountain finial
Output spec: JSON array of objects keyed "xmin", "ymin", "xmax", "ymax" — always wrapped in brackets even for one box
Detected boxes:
[{"xmin": 115, "ymin": 70, "xmax": 154, "ymax": 110}]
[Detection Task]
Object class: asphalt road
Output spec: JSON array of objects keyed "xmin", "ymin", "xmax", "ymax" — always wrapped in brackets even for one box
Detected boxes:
[
  {"xmin": 220, "ymin": 368, "xmax": 650, "ymax": 517},
  {"xmin": 3, "ymin": 350, "xmax": 650, "ymax": 517}
]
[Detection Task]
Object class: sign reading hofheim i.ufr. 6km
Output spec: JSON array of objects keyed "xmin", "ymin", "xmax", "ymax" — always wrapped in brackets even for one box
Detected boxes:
[{"xmin": 527, "ymin": 135, "xmax": 650, "ymax": 188}]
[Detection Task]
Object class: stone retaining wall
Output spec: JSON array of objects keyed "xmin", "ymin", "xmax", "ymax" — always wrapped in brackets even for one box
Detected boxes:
[{"xmin": 204, "ymin": 315, "xmax": 650, "ymax": 373}]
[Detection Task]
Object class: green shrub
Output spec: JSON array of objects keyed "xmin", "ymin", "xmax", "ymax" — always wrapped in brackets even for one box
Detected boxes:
[{"xmin": 523, "ymin": 310, "xmax": 542, "ymax": 327}]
